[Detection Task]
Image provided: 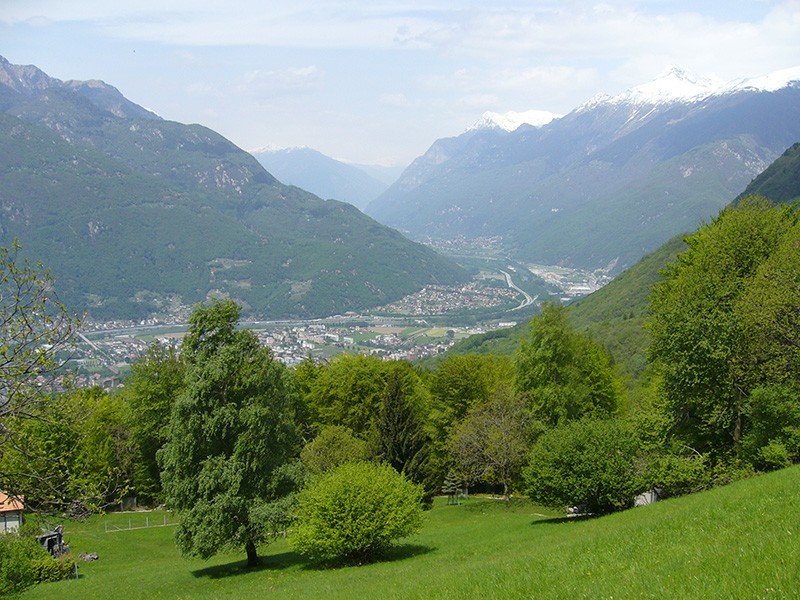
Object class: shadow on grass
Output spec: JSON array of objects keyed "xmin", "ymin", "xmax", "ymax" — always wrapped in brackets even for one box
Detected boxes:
[
  {"xmin": 191, "ymin": 543, "xmax": 435, "ymax": 578},
  {"xmin": 302, "ymin": 543, "xmax": 436, "ymax": 571},
  {"xmin": 529, "ymin": 514, "xmax": 596, "ymax": 526},
  {"xmin": 191, "ymin": 550, "xmax": 303, "ymax": 579}
]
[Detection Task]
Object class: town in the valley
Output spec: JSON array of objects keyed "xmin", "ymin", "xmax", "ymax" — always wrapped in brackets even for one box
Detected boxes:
[{"xmin": 70, "ymin": 262, "xmax": 610, "ymax": 388}]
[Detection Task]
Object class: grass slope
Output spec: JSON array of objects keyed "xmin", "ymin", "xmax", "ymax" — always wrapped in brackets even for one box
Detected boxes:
[{"xmin": 23, "ymin": 465, "xmax": 800, "ymax": 599}]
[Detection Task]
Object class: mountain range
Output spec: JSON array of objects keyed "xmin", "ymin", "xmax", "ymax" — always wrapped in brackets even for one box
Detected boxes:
[
  {"xmin": 249, "ymin": 146, "xmax": 391, "ymax": 211},
  {"xmin": 435, "ymin": 141, "xmax": 800, "ymax": 373},
  {"xmin": 366, "ymin": 66, "xmax": 800, "ymax": 273},
  {"xmin": 0, "ymin": 55, "xmax": 466, "ymax": 321}
]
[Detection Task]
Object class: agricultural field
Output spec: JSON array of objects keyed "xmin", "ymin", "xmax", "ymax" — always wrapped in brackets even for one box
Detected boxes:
[{"xmin": 22, "ymin": 465, "xmax": 800, "ymax": 599}]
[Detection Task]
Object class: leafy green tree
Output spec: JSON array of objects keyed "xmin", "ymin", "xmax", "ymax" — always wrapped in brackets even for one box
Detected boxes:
[
  {"xmin": 0, "ymin": 388, "xmax": 135, "ymax": 513},
  {"xmin": 523, "ymin": 418, "xmax": 644, "ymax": 514},
  {"xmin": 159, "ymin": 300, "xmax": 301, "ymax": 566},
  {"xmin": 741, "ymin": 385, "xmax": 800, "ymax": 471},
  {"xmin": 648, "ymin": 197, "xmax": 797, "ymax": 457},
  {"xmin": 515, "ymin": 303, "xmax": 621, "ymax": 426},
  {"xmin": 291, "ymin": 461, "xmax": 424, "ymax": 563},
  {"xmin": 0, "ymin": 242, "xmax": 79, "ymax": 504},
  {"xmin": 122, "ymin": 343, "xmax": 185, "ymax": 503},
  {"xmin": 305, "ymin": 354, "xmax": 389, "ymax": 435},
  {"xmin": 427, "ymin": 354, "xmax": 514, "ymax": 456},
  {"xmin": 369, "ymin": 363, "xmax": 437, "ymax": 503},
  {"xmin": 300, "ymin": 425, "xmax": 368, "ymax": 476},
  {"xmin": 449, "ymin": 385, "xmax": 532, "ymax": 500},
  {"xmin": 735, "ymin": 220, "xmax": 800, "ymax": 387}
]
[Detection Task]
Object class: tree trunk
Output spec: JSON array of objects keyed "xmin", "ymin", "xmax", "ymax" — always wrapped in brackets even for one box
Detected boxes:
[{"xmin": 245, "ymin": 539, "xmax": 259, "ymax": 567}]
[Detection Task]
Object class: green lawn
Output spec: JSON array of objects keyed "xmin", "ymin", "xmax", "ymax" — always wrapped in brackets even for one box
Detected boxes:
[{"xmin": 22, "ymin": 465, "xmax": 800, "ymax": 599}]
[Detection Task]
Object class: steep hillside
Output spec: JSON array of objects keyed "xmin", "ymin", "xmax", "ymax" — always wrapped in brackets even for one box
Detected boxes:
[
  {"xmin": 368, "ymin": 67, "xmax": 800, "ymax": 274},
  {"xmin": 433, "ymin": 142, "xmax": 800, "ymax": 372},
  {"xmin": 250, "ymin": 147, "xmax": 388, "ymax": 211},
  {"xmin": 0, "ymin": 56, "xmax": 466, "ymax": 320},
  {"xmin": 734, "ymin": 141, "xmax": 800, "ymax": 205}
]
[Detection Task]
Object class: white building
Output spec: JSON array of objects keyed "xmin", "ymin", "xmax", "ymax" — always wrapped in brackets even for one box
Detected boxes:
[{"xmin": 0, "ymin": 491, "xmax": 24, "ymax": 533}]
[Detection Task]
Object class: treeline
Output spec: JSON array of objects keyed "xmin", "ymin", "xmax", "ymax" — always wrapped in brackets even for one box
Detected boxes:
[{"xmin": 2, "ymin": 196, "xmax": 799, "ymax": 575}]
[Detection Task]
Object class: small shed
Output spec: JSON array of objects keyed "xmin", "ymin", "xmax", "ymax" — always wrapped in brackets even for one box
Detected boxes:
[{"xmin": 0, "ymin": 491, "xmax": 24, "ymax": 533}]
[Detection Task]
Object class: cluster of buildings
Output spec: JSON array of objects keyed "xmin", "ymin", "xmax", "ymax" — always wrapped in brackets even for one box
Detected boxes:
[{"xmin": 376, "ymin": 282, "xmax": 519, "ymax": 315}]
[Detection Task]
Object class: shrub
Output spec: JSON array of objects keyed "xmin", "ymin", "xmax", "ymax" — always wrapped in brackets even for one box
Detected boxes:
[
  {"xmin": 0, "ymin": 527, "xmax": 74, "ymax": 595},
  {"xmin": 523, "ymin": 418, "xmax": 644, "ymax": 514},
  {"xmin": 300, "ymin": 425, "xmax": 368, "ymax": 476},
  {"xmin": 291, "ymin": 462, "xmax": 424, "ymax": 562}
]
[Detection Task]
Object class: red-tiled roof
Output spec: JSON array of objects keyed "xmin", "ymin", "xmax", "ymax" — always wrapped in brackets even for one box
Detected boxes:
[{"xmin": 0, "ymin": 491, "xmax": 24, "ymax": 513}]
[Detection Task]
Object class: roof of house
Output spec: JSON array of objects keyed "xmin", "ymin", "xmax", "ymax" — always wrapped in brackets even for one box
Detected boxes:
[{"xmin": 0, "ymin": 491, "xmax": 24, "ymax": 513}]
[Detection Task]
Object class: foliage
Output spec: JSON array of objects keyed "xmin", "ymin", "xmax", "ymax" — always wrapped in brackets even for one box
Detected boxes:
[
  {"xmin": 0, "ymin": 241, "xmax": 80, "ymax": 504},
  {"xmin": 0, "ymin": 388, "xmax": 134, "ymax": 513},
  {"xmin": 523, "ymin": 418, "xmax": 644, "ymax": 514},
  {"xmin": 369, "ymin": 364, "xmax": 437, "ymax": 504},
  {"xmin": 427, "ymin": 354, "xmax": 514, "ymax": 455},
  {"xmin": 515, "ymin": 303, "xmax": 622, "ymax": 426},
  {"xmin": 159, "ymin": 300, "xmax": 301, "ymax": 566},
  {"xmin": 0, "ymin": 524, "xmax": 74, "ymax": 595},
  {"xmin": 120, "ymin": 343, "xmax": 186, "ymax": 504},
  {"xmin": 300, "ymin": 425, "xmax": 368, "ymax": 476},
  {"xmin": 449, "ymin": 385, "xmax": 532, "ymax": 500},
  {"xmin": 304, "ymin": 354, "xmax": 390, "ymax": 435},
  {"xmin": 741, "ymin": 385, "xmax": 800, "ymax": 471},
  {"xmin": 647, "ymin": 197, "xmax": 799, "ymax": 458},
  {"xmin": 291, "ymin": 462, "xmax": 424, "ymax": 562}
]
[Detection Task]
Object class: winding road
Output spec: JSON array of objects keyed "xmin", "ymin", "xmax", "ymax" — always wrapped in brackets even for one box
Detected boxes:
[{"xmin": 500, "ymin": 270, "xmax": 536, "ymax": 311}]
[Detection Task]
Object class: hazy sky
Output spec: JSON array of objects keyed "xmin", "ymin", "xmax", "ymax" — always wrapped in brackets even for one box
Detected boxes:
[{"xmin": 2, "ymin": 1, "xmax": 798, "ymax": 166}]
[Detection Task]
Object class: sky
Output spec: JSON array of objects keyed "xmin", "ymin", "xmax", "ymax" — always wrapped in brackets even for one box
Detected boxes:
[{"xmin": 2, "ymin": 1, "xmax": 799, "ymax": 167}]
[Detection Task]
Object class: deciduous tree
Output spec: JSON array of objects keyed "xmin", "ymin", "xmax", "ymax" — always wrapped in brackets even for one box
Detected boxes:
[
  {"xmin": 0, "ymin": 241, "xmax": 80, "ymax": 506},
  {"xmin": 515, "ymin": 303, "xmax": 621, "ymax": 426},
  {"xmin": 159, "ymin": 300, "xmax": 301, "ymax": 566},
  {"xmin": 449, "ymin": 385, "xmax": 532, "ymax": 500},
  {"xmin": 647, "ymin": 197, "xmax": 797, "ymax": 457}
]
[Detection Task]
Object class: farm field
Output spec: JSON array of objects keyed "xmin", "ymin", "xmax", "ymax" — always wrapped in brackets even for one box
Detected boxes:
[{"xmin": 22, "ymin": 465, "xmax": 800, "ymax": 599}]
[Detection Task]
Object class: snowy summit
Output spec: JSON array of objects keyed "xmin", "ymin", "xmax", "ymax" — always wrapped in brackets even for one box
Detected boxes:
[
  {"xmin": 610, "ymin": 66, "xmax": 725, "ymax": 105},
  {"xmin": 467, "ymin": 109, "xmax": 562, "ymax": 133},
  {"xmin": 580, "ymin": 65, "xmax": 800, "ymax": 111}
]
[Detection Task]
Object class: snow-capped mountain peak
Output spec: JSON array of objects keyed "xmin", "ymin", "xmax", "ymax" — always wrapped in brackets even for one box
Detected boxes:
[
  {"xmin": 579, "ymin": 65, "xmax": 800, "ymax": 112},
  {"xmin": 727, "ymin": 66, "xmax": 800, "ymax": 93},
  {"xmin": 619, "ymin": 65, "xmax": 725, "ymax": 105},
  {"xmin": 467, "ymin": 109, "xmax": 562, "ymax": 133}
]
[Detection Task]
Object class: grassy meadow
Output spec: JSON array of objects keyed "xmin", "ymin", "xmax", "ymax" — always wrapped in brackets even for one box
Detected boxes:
[{"xmin": 22, "ymin": 465, "xmax": 800, "ymax": 599}]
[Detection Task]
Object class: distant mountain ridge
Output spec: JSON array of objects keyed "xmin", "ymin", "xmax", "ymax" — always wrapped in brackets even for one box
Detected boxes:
[
  {"xmin": 250, "ymin": 146, "xmax": 388, "ymax": 211},
  {"xmin": 0, "ymin": 56, "xmax": 466, "ymax": 320},
  {"xmin": 366, "ymin": 66, "xmax": 800, "ymax": 273}
]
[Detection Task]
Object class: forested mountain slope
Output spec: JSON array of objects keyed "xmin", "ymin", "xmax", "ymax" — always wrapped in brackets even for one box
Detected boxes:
[
  {"xmin": 368, "ymin": 67, "xmax": 800, "ymax": 274},
  {"xmin": 0, "ymin": 56, "xmax": 466, "ymax": 320}
]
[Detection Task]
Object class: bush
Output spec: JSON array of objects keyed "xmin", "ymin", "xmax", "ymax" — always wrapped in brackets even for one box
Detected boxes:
[
  {"xmin": 0, "ymin": 527, "xmax": 74, "ymax": 595},
  {"xmin": 300, "ymin": 425, "xmax": 368, "ymax": 476},
  {"xmin": 291, "ymin": 462, "xmax": 424, "ymax": 562},
  {"xmin": 523, "ymin": 418, "xmax": 644, "ymax": 514}
]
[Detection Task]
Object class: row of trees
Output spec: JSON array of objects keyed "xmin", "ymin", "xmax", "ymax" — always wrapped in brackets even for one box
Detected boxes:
[{"xmin": 2, "ymin": 196, "xmax": 798, "ymax": 568}]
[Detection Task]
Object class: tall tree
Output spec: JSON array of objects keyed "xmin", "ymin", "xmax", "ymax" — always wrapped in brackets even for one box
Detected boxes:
[
  {"xmin": 159, "ymin": 300, "xmax": 300, "ymax": 566},
  {"xmin": 515, "ymin": 303, "xmax": 621, "ymax": 426},
  {"xmin": 449, "ymin": 385, "xmax": 531, "ymax": 501},
  {"xmin": 369, "ymin": 363, "xmax": 436, "ymax": 502},
  {"xmin": 122, "ymin": 343, "xmax": 185, "ymax": 504},
  {"xmin": 0, "ymin": 241, "xmax": 80, "ymax": 506},
  {"xmin": 305, "ymin": 354, "xmax": 388, "ymax": 435},
  {"xmin": 648, "ymin": 197, "xmax": 797, "ymax": 457},
  {"xmin": 428, "ymin": 354, "xmax": 514, "ymax": 455}
]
